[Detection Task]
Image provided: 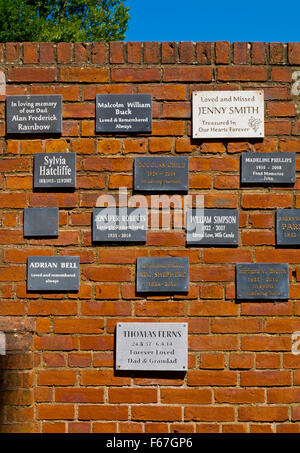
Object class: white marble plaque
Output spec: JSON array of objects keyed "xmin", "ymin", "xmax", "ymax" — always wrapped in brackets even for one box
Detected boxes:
[
  {"xmin": 116, "ymin": 322, "xmax": 188, "ymax": 371},
  {"xmin": 192, "ymin": 90, "xmax": 264, "ymax": 139}
]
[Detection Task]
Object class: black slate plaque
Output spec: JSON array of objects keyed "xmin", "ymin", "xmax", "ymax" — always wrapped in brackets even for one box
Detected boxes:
[
  {"xmin": 186, "ymin": 209, "xmax": 239, "ymax": 245},
  {"xmin": 134, "ymin": 156, "xmax": 189, "ymax": 192},
  {"xmin": 34, "ymin": 152, "xmax": 76, "ymax": 188},
  {"xmin": 241, "ymin": 152, "xmax": 295, "ymax": 184},
  {"xmin": 136, "ymin": 257, "xmax": 189, "ymax": 293},
  {"xmin": 27, "ymin": 256, "xmax": 79, "ymax": 291},
  {"xmin": 236, "ymin": 263, "xmax": 289, "ymax": 300},
  {"xmin": 6, "ymin": 95, "xmax": 62, "ymax": 134},
  {"xmin": 24, "ymin": 207, "xmax": 58, "ymax": 237},
  {"xmin": 277, "ymin": 209, "xmax": 300, "ymax": 245},
  {"xmin": 93, "ymin": 207, "xmax": 147, "ymax": 242},
  {"xmin": 96, "ymin": 94, "xmax": 152, "ymax": 133}
]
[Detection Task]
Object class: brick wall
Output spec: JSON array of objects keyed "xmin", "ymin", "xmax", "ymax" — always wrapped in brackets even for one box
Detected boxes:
[{"xmin": 0, "ymin": 41, "xmax": 300, "ymax": 433}]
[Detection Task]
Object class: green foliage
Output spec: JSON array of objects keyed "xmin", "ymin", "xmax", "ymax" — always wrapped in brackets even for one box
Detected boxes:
[{"xmin": 0, "ymin": 0, "xmax": 130, "ymax": 42}]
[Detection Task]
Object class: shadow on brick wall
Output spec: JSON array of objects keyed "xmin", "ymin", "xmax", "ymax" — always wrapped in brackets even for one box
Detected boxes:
[{"xmin": 0, "ymin": 319, "xmax": 37, "ymax": 433}]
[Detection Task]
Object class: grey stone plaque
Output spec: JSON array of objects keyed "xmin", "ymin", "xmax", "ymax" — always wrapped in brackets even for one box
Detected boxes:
[
  {"xmin": 236, "ymin": 263, "xmax": 289, "ymax": 300},
  {"xmin": 136, "ymin": 257, "xmax": 189, "ymax": 293},
  {"xmin": 6, "ymin": 95, "xmax": 62, "ymax": 134},
  {"xmin": 186, "ymin": 209, "xmax": 238, "ymax": 245},
  {"xmin": 34, "ymin": 152, "xmax": 76, "ymax": 188},
  {"xmin": 96, "ymin": 94, "xmax": 152, "ymax": 133},
  {"xmin": 24, "ymin": 207, "xmax": 58, "ymax": 237},
  {"xmin": 116, "ymin": 322, "xmax": 188, "ymax": 371},
  {"xmin": 277, "ymin": 209, "xmax": 300, "ymax": 245},
  {"xmin": 93, "ymin": 207, "xmax": 147, "ymax": 242},
  {"xmin": 134, "ymin": 156, "xmax": 189, "ymax": 192},
  {"xmin": 241, "ymin": 152, "xmax": 295, "ymax": 184},
  {"xmin": 27, "ymin": 256, "xmax": 79, "ymax": 291}
]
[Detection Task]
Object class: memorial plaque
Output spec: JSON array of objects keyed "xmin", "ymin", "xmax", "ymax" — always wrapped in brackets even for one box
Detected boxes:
[
  {"xmin": 34, "ymin": 152, "xmax": 76, "ymax": 188},
  {"xmin": 24, "ymin": 207, "xmax": 58, "ymax": 237},
  {"xmin": 277, "ymin": 209, "xmax": 300, "ymax": 245},
  {"xmin": 192, "ymin": 90, "xmax": 264, "ymax": 139},
  {"xmin": 136, "ymin": 257, "xmax": 189, "ymax": 293},
  {"xmin": 236, "ymin": 263, "xmax": 289, "ymax": 300},
  {"xmin": 116, "ymin": 322, "xmax": 188, "ymax": 371},
  {"xmin": 27, "ymin": 256, "xmax": 79, "ymax": 291},
  {"xmin": 134, "ymin": 156, "xmax": 189, "ymax": 192},
  {"xmin": 93, "ymin": 207, "xmax": 147, "ymax": 242},
  {"xmin": 96, "ymin": 94, "xmax": 152, "ymax": 133},
  {"xmin": 6, "ymin": 95, "xmax": 62, "ymax": 134},
  {"xmin": 241, "ymin": 152, "xmax": 295, "ymax": 184},
  {"xmin": 186, "ymin": 209, "xmax": 239, "ymax": 245}
]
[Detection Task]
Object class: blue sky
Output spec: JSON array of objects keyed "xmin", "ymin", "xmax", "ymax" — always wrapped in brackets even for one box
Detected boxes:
[{"xmin": 125, "ymin": 0, "xmax": 300, "ymax": 43}]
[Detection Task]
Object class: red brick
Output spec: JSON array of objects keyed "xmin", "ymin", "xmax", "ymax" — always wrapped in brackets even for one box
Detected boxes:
[
  {"xmin": 68, "ymin": 352, "xmax": 92, "ymax": 368},
  {"xmin": 179, "ymin": 42, "xmax": 194, "ymax": 63},
  {"xmin": 270, "ymin": 43, "xmax": 285, "ymax": 64},
  {"xmin": 80, "ymin": 335, "xmax": 114, "ymax": 351},
  {"xmin": 162, "ymin": 102, "xmax": 190, "ymax": 118},
  {"xmin": 242, "ymin": 193, "xmax": 292, "ymax": 209},
  {"xmin": 215, "ymin": 388, "xmax": 265, "ymax": 404},
  {"xmin": 268, "ymin": 388, "xmax": 300, "ymax": 403},
  {"xmin": 164, "ymin": 66, "xmax": 212, "ymax": 82},
  {"xmin": 110, "ymin": 42, "xmax": 124, "ymax": 63},
  {"xmin": 60, "ymin": 67, "xmax": 109, "ymax": 83},
  {"xmin": 80, "ymin": 369, "xmax": 130, "ymax": 386},
  {"xmin": 241, "ymin": 335, "xmax": 291, "ymax": 351},
  {"xmin": 162, "ymin": 42, "xmax": 177, "ymax": 63},
  {"xmin": 271, "ymin": 67, "xmax": 292, "ymax": 82},
  {"xmin": 23, "ymin": 42, "xmax": 38, "ymax": 63},
  {"xmin": 127, "ymin": 42, "xmax": 141, "ymax": 64},
  {"xmin": 40, "ymin": 43, "xmax": 55, "ymax": 64},
  {"xmin": 5, "ymin": 43, "xmax": 20, "ymax": 62},
  {"xmin": 216, "ymin": 41, "xmax": 230, "ymax": 64},
  {"xmin": 152, "ymin": 120, "xmax": 185, "ymax": 136},
  {"xmin": 256, "ymin": 353, "xmax": 281, "ymax": 369},
  {"xmin": 233, "ymin": 42, "xmax": 248, "ymax": 64},
  {"xmin": 196, "ymin": 42, "xmax": 211, "ymax": 64},
  {"xmin": 240, "ymin": 371, "xmax": 291, "ymax": 386},
  {"xmin": 132, "ymin": 406, "xmax": 181, "ymax": 422},
  {"xmin": 230, "ymin": 353, "xmax": 254, "ymax": 369},
  {"xmin": 188, "ymin": 301, "xmax": 238, "ymax": 317},
  {"xmin": 189, "ymin": 336, "xmax": 238, "ymax": 352},
  {"xmin": 91, "ymin": 43, "xmax": 106, "ymax": 64},
  {"xmin": 218, "ymin": 66, "xmax": 267, "ymax": 81},
  {"xmin": 185, "ymin": 406, "xmax": 234, "ymax": 422},
  {"xmin": 57, "ymin": 43, "xmax": 72, "ymax": 63},
  {"xmin": 56, "ymin": 388, "xmax": 104, "ymax": 403},
  {"xmin": 74, "ymin": 43, "xmax": 89, "ymax": 63},
  {"xmin": 241, "ymin": 230, "xmax": 275, "ymax": 246},
  {"xmin": 8, "ymin": 67, "xmax": 56, "ymax": 82},
  {"xmin": 212, "ymin": 318, "xmax": 262, "ymax": 333},
  {"xmin": 38, "ymin": 370, "xmax": 77, "ymax": 386},
  {"xmin": 112, "ymin": 68, "xmax": 160, "ymax": 82},
  {"xmin": 200, "ymin": 353, "xmax": 225, "ymax": 369},
  {"xmin": 239, "ymin": 406, "xmax": 288, "ymax": 422},
  {"xmin": 37, "ymin": 404, "xmax": 74, "ymax": 420},
  {"xmin": 54, "ymin": 319, "xmax": 104, "ymax": 334},
  {"xmin": 138, "ymin": 84, "xmax": 186, "ymax": 101},
  {"xmin": 267, "ymin": 101, "xmax": 296, "ymax": 117},
  {"xmin": 78, "ymin": 405, "xmax": 128, "ymax": 420},
  {"xmin": 144, "ymin": 42, "xmax": 160, "ymax": 63},
  {"xmin": 68, "ymin": 423, "xmax": 91, "ymax": 434},
  {"xmin": 109, "ymin": 388, "xmax": 157, "ymax": 404},
  {"xmin": 35, "ymin": 336, "xmax": 78, "ymax": 351},
  {"xmin": 288, "ymin": 43, "xmax": 300, "ymax": 64}
]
